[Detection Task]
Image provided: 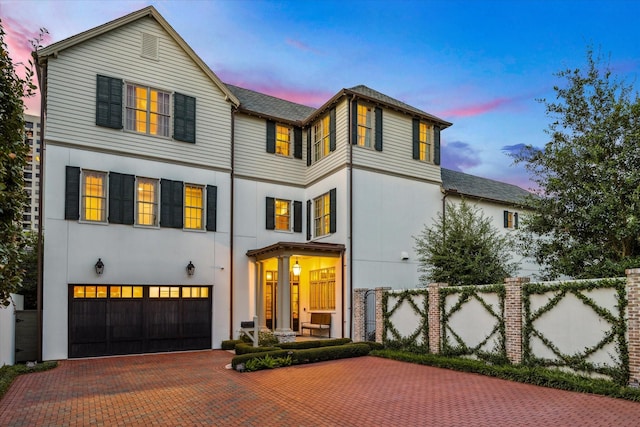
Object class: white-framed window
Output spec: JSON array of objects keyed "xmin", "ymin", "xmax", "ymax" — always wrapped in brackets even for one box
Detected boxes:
[
  {"xmin": 314, "ymin": 192, "xmax": 331, "ymax": 237},
  {"xmin": 81, "ymin": 170, "xmax": 107, "ymax": 223},
  {"xmin": 136, "ymin": 177, "xmax": 159, "ymax": 226},
  {"xmin": 313, "ymin": 115, "xmax": 331, "ymax": 163},
  {"xmin": 276, "ymin": 124, "xmax": 291, "ymax": 156},
  {"xmin": 309, "ymin": 267, "xmax": 336, "ymax": 310},
  {"xmin": 419, "ymin": 122, "xmax": 432, "ymax": 162},
  {"xmin": 357, "ymin": 104, "xmax": 374, "ymax": 148},
  {"xmin": 125, "ymin": 83, "xmax": 170, "ymax": 137},
  {"xmin": 184, "ymin": 184, "xmax": 204, "ymax": 230},
  {"xmin": 275, "ymin": 199, "xmax": 291, "ymax": 231}
]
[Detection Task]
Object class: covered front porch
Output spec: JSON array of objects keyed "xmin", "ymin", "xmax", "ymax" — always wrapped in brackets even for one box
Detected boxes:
[{"xmin": 246, "ymin": 242, "xmax": 346, "ymax": 340}]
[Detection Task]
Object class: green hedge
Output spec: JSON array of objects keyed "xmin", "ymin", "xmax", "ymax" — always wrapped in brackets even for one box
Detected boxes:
[
  {"xmin": 221, "ymin": 339, "xmax": 242, "ymax": 350},
  {"xmin": 372, "ymin": 349, "xmax": 640, "ymax": 402},
  {"xmin": 232, "ymin": 343, "xmax": 370, "ymax": 371},
  {"xmin": 278, "ymin": 338, "xmax": 352, "ymax": 349},
  {"xmin": 235, "ymin": 343, "xmax": 281, "ymax": 355}
]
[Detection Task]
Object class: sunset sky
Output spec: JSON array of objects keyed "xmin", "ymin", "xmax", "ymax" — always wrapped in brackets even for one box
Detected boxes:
[{"xmin": 2, "ymin": 0, "xmax": 640, "ymax": 188}]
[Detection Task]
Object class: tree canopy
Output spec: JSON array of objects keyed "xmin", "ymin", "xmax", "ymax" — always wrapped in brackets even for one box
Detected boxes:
[
  {"xmin": 414, "ymin": 199, "xmax": 517, "ymax": 286},
  {"xmin": 0, "ymin": 19, "xmax": 37, "ymax": 306},
  {"xmin": 512, "ymin": 49, "xmax": 640, "ymax": 279}
]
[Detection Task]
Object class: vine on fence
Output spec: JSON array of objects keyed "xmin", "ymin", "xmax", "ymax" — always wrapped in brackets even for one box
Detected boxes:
[
  {"xmin": 522, "ymin": 278, "xmax": 628, "ymax": 385},
  {"xmin": 383, "ymin": 289, "xmax": 429, "ymax": 352},
  {"xmin": 439, "ymin": 284, "xmax": 507, "ymax": 364}
]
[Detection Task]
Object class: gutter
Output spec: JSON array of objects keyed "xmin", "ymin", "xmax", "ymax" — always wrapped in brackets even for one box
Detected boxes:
[
  {"xmin": 229, "ymin": 106, "xmax": 237, "ymax": 339},
  {"xmin": 33, "ymin": 52, "xmax": 46, "ymax": 362},
  {"xmin": 347, "ymin": 94, "xmax": 355, "ymax": 339}
]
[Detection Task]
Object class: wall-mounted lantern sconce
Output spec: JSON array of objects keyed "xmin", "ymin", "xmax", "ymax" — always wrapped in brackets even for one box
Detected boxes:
[
  {"xmin": 292, "ymin": 258, "xmax": 301, "ymax": 277},
  {"xmin": 186, "ymin": 261, "xmax": 195, "ymax": 276},
  {"xmin": 95, "ymin": 258, "xmax": 105, "ymax": 275}
]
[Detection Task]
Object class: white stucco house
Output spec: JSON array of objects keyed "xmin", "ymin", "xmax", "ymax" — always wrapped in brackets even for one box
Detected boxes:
[{"xmin": 34, "ymin": 6, "xmax": 534, "ymax": 360}]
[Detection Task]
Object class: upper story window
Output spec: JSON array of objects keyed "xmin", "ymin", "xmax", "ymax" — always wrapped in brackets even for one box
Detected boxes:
[
  {"xmin": 307, "ymin": 188, "xmax": 336, "ymax": 239},
  {"xmin": 357, "ymin": 104, "xmax": 374, "ymax": 148},
  {"xmin": 82, "ymin": 170, "xmax": 107, "ymax": 222},
  {"xmin": 184, "ymin": 184, "xmax": 204, "ymax": 230},
  {"xmin": 276, "ymin": 124, "xmax": 291, "ymax": 156},
  {"xmin": 96, "ymin": 75, "xmax": 196, "ymax": 143},
  {"xmin": 126, "ymin": 84, "xmax": 170, "ymax": 137},
  {"xmin": 504, "ymin": 210, "xmax": 519, "ymax": 229},
  {"xmin": 136, "ymin": 177, "xmax": 158, "ymax": 227},
  {"xmin": 313, "ymin": 115, "xmax": 331, "ymax": 163},
  {"xmin": 25, "ymin": 121, "xmax": 34, "ymax": 129},
  {"xmin": 412, "ymin": 119, "xmax": 441, "ymax": 165}
]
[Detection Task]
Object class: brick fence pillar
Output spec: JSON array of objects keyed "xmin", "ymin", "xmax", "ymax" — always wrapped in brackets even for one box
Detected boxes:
[
  {"xmin": 504, "ymin": 277, "xmax": 529, "ymax": 365},
  {"xmin": 374, "ymin": 287, "xmax": 390, "ymax": 343},
  {"xmin": 428, "ymin": 283, "xmax": 446, "ymax": 354},
  {"xmin": 352, "ymin": 289, "xmax": 367, "ymax": 342},
  {"xmin": 626, "ymin": 269, "xmax": 640, "ymax": 386}
]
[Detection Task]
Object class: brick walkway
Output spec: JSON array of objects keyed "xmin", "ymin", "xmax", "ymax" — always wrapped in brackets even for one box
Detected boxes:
[{"xmin": 1, "ymin": 351, "xmax": 640, "ymax": 426}]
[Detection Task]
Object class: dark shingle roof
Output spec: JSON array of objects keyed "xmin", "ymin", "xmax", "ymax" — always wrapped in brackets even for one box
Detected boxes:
[
  {"xmin": 347, "ymin": 85, "xmax": 452, "ymax": 128},
  {"xmin": 225, "ymin": 83, "xmax": 316, "ymax": 123},
  {"xmin": 441, "ymin": 168, "xmax": 531, "ymax": 205}
]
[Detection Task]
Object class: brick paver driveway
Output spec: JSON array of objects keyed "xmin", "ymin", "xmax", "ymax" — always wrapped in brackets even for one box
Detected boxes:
[{"xmin": 1, "ymin": 350, "xmax": 640, "ymax": 426}]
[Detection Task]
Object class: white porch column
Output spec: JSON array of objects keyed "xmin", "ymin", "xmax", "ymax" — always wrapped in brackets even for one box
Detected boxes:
[
  {"xmin": 255, "ymin": 261, "xmax": 267, "ymax": 330},
  {"xmin": 276, "ymin": 255, "xmax": 292, "ymax": 331}
]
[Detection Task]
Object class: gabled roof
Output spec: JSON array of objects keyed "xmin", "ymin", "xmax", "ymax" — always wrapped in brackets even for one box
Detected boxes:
[
  {"xmin": 441, "ymin": 168, "xmax": 531, "ymax": 206},
  {"xmin": 346, "ymin": 85, "xmax": 452, "ymax": 128},
  {"xmin": 305, "ymin": 84, "xmax": 452, "ymax": 128},
  {"xmin": 36, "ymin": 6, "xmax": 239, "ymax": 107},
  {"xmin": 225, "ymin": 84, "xmax": 316, "ymax": 124}
]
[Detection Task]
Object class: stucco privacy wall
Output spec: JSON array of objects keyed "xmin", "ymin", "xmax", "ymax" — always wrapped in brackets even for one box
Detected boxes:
[
  {"xmin": 0, "ymin": 294, "xmax": 23, "ymax": 366},
  {"xmin": 355, "ymin": 272, "xmax": 640, "ymax": 385}
]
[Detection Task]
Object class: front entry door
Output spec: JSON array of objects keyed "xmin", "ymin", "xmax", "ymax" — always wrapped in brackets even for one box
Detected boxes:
[{"xmin": 265, "ymin": 270, "xmax": 299, "ymax": 332}]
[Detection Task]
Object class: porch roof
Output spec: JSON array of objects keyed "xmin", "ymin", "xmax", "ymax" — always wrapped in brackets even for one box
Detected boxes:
[{"xmin": 246, "ymin": 241, "xmax": 345, "ymax": 259}]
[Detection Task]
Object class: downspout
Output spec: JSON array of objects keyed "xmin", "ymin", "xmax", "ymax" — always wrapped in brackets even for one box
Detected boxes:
[
  {"xmin": 347, "ymin": 94, "xmax": 355, "ymax": 339},
  {"xmin": 229, "ymin": 106, "xmax": 237, "ymax": 339},
  {"xmin": 34, "ymin": 52, "xmax": 46, "ymax": 362}
]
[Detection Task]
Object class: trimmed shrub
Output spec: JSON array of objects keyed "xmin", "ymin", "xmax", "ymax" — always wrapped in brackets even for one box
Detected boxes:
[
  {"xmin": 235, "ymin": 343, "xmax": 281, "ymax": 355},
  {"xmin": 221, "ymin": 339, "xmax": 242, "ymax": 350},
  {"xmin": 278, "ymin": 338, "xmax": 351, "ymax": 350}
]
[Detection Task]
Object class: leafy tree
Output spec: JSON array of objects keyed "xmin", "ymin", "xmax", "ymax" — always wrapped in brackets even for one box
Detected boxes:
[
  {"xmin": 414, "ymin": 199, "xmax": 518, "ymax": 286},
  {"xmin": 0, "ymin": 19, "xmax": 37, "ymax": 306},
  {"xmin": 17, "ymin": 231, "xmax": 38, "ymax": 309},
  {"xmin": 513, "ymin": 49, "xmax": 640, "ymax": 279}
]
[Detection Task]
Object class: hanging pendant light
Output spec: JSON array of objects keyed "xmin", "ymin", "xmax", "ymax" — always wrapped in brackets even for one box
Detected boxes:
[{"xmin": 292, "ymin": 257, "xmax": 301, "ymax": 276}]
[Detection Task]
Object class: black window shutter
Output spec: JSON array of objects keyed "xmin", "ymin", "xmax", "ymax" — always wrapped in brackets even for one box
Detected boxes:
[
  {"xmin": 329, "ymin": 188, "xmax": 337, "ymax": 233},
  {"xmin": 206, "ymin": 185, "xmax": 217, "ymax": 231},
  {"xmin": 293, "ymin": 201, "xmax": 302, "ymax": 233},
  {"xmin": 108, "ymin": 172, "xmax": 134, "ymax": 225},
  {"xmin": 329, "ymin": 108, "xmax": 336, "ymax": 152},
  {"xmin": 412, "ymin": 118, "xmax": 420, "ymax": 160},
  {"xmin": 375, "ymin": 107, "xmax": 383, "ymax": 151},
  {"xmin": 514, "ymin": 212, "xmax": 519, "ymax": 229},
  {"xmin": 96, "ymin": 75, "xmax": 123, "ymax": 129},
  {"xmin": 351, "ymin": 100, "xmax": 358, "ymax": 145},
  {"xmin": 174, "ymin": 93, "xmax": 196, "ymax": 143},
  {"xmin": 266, "ymin": 197, "xmax": 275, "ymax": 230},
  {"xmin": 503, "ymin": 211, "xmax": 509, "ymax": 228},
  {"xmin": 65, "ymin": 166, "xmax": 80, "ymax": 220},
  {"xmin": 306, "ymin": 128, "xmax": 312, "ymax": 166},
  {"xmin": 266, "ymin": 121, "xmax": 276, "ymax": 153},
  {"xmin": 434, "ymin": 125, "xmax": 441, "ymax": 165},
  {"xmin": 306, "ymin": 200, "xmax": 312, "ymax": 240},
  {"xmin": 294, "ymin": 127, "xmax": 302, "ymax": 159},
  {"xmin": 161, "ymin": 179, "xmax": 183, "ymax": 229}
]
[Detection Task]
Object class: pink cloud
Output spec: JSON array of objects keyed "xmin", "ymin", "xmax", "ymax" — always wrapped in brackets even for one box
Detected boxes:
[
  {"xmin": 438, "ymin": 97, "xmax": 513, "ymax": 118},
  {"xmin": 285, "ymin": 38, "xmax": 322, "ymax": 55},
  {"xmin": 3, "ymin": 16, "xmax": 51, "ymax": 113}
]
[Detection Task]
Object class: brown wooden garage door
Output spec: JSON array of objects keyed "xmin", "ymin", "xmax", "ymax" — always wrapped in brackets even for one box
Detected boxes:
[{"xmin": 68, "ymin": 285, "xmax": 212, "ymax": 358}]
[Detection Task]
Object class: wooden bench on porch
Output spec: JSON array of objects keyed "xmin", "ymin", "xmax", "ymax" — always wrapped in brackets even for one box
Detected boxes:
[{"xmin": 301, "ymin": 313, "xmax": 331, "ymax": 337}]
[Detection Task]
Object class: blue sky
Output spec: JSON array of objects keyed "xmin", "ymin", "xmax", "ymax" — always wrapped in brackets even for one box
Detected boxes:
[{"xmin": 3, "ymin": 0, "xmax": 640, "ymax": 189}]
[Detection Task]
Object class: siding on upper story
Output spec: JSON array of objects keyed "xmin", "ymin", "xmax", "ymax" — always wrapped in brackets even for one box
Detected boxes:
[
  {"xmin": 351, "ymin": 107, "xmax": 442, "ymax": 184},
  {"xmin": 305, "ymin": 99, "xmax": 350, "ymax": 185},
  {"xmin": 233, "ymin": 113, "xmax": 306, "ymax": 186},
  {"xmin": 43, "ymin": 16, "xmax": 232, "ymax": 170}
]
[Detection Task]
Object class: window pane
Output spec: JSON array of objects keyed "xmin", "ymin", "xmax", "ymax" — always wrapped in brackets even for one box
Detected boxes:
[
  {"xmin": 110, "ymin": 286, "xmax": 121, "ymax": 298},
  {"xmin": 83, "ymin": 171, "xmax": 106, "ymax": 222},
  {"xmin": 97, "ymin": 286, "xmax": 108, "ymax": 298},
  {"xmin": 276, "ymin": 124, "xmax": 290, "ymax": 156},
  {"xmin": 137, "ymin": 178, "xmax": 158, "ymax": 226},
  {"xmin": 149, "ymin": 286, "xmax": 159, "ymax": 298},
  {"xmin": 182, "ymin": 287, "xmax": 192, "ymax": 298},
  {"xmin": 160, "ymin": 287, "xmax": 170, "ymax": 298},
  {"xmin": 201, "ymin": 287, "xmax": 208, "ymax": 298},
  {"xmin": 74, "ymin": 286, "xmax": 85, "ymax": 298},
  {"xmin": 133, "ymin": 287, "xmax": 143, "ymax": 298},
  {"xmin": 275, "ymin": 199, "xmax": 290, "ymax": 230},
  {"xmin": 170, "ymin": 287, "xmax": 180, "ymax": 298},
  {"xmin": 85, "ymin": 286, "xmax": 96, "ymax": 298},
  {"xmin": 122, "ymin": 286, "xmax": 133, "ymax": 298}
]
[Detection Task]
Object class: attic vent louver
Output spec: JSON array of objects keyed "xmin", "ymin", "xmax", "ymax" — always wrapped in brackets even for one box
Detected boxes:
[{"xmin": 141, "ymin": 32, "xmax": 159, "ymax": 60}]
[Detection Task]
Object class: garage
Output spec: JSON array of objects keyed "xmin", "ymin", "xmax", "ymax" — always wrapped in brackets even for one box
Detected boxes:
[{"xmin": 68, "ymin": 285, "xmax": 212, "ymax": 358}]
